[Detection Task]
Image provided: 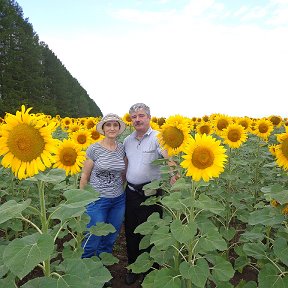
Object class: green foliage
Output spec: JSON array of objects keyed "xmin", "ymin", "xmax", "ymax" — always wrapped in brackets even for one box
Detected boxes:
[
  {"xmin": 1, "ymin": 117, "xmax": 288, "ymax": 286},
  {"xmin": 3, "ymin": 233, "xmax": 54, "ymax": 279},
  {"xmin": 0, "ymin": 199, "xmax": 31, "ymax": 224},
  {"xmin": 131, "ymin": 129, "xmax": 288, "ymax": 288},
  {"xmin": 0, "ymin": 169, "xmax": 113, "ymax": 287}
]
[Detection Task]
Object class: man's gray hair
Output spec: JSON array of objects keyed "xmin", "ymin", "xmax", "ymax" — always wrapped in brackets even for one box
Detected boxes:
[{"xmin": 129, "ymin": 103, "xmax": 150, "ymax": 115}]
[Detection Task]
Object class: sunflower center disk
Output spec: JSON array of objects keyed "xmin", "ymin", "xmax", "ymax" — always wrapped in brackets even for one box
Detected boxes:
[
  {"xmin": 60, "ymin": 147, "xmax": 77, "ymax": 166},
  {"xmin": 270, "ymin": 116, "xmax": 281, "ymax": 126},
  {"xmin": 77, "ymin": 135, "xmax": 87, "ymax": 144},
  {"xmin": 217, "ymin": 119, "xmax": 229, "ymax": 131},
  {"xmin": 7, "ymin": 124, "xmax": 45, "ymax": 162},
  {"xmin": 87, "ymin": 121, "xmax": 95, "ymax": 129},
  {"xmin": 158, "ymin": 118, "xmax": 165, "ymax": 126},
  {"xmin": 239, "ymin": 121, "xmax": 248, "ymax": 129},
  {"xmin": 228, "ymin": 130, "xmax": 241, "ymax": 142},
  {"xmin": 259, "ymin": 123, "xmax": 269, "ymax": 133},
  {"xmin": 92, "ymin": 131, "xmax": 100, "ymax": 140},
  {"xmin": 200, "ymin": 125, "xmax": 210, "ymax": 135},
  {"xmin": 162, "ymin": 126, "xmax": 184, "ymax": 149},
  {"xmin": 192, "ymin": 147, "xmax": 215, "ymax": 169}
]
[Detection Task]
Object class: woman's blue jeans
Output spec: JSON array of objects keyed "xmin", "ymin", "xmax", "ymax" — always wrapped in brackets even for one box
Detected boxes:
[{"xmin": 81, "ymin": 193, "xmax": 125, "ymax": 258}]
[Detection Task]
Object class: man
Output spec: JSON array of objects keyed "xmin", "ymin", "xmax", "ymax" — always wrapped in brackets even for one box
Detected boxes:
[{"xmin": 123, "ymin": 103, "xmax": 176, "ymax": 285}]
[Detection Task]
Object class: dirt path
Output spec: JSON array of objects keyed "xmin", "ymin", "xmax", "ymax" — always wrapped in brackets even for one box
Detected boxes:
[{"xmin": 110, "ymin": 225, "xmax": 143, "ymax": 288}]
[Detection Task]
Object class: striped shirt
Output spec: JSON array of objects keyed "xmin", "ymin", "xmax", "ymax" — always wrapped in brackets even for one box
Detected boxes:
[
  {"xmin": 124, "ymin": 127, "xmax": 164, "ymax": 185},
  {"xmin": 86, "ymin": 142, "xmax": 125, "ymax": 198}
]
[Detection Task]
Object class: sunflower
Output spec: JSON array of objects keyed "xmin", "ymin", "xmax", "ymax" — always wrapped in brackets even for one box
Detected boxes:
[
  {"xmin": 236, "ymin": 117, "xmax": 252, "ymax": 132},
  {"xmin": 157, "ymin": 115, "xmax": 191, "ymax": 156},
  {"xmin": 188, "ymin": 118, "xmax": 197, "ymax": 133},
  {"xmin": 282, "ymin": 204, "xmax": 288, "ymax": 215},
  {"xmin": 67, "ymin": 123, "xmax": 81, "ymax": 133},
  {"xmin": 151, "ymin": 116, "xmax": 158, "ymax": 123},
  {"xmin": 252, "ymin": 118, "xmax": 274, "ymax": 140},
  {"xmin": 274, "ymin": 132, "xmax": 288, "ymax": 171},
  {"xmin": 77, "ymin": 117, "xmax": 87, "ymax": 127},
  {"xmin": 45, "ymin": 115, "xmax": 52, "ymax": 121},
  {"xmin": 202, "ymin": 115, "xmax": 210, "ymax": 122},
  {"xmin": 181, "ymin": 133, "xmax": 227, "ymax": 182},
  {"xmin": 122, "ymin": 113, "xmax": 132, "ymax": 126},
  {"xmin": 213, "ymin": 114, "xmax": 232, "ymax": 136},
  {"xmin": 53, "ymin": 139, "xmax": 86, "ymax": 175},
  {"xmin": 150, "ymin": 121, "xmax": 160, "ymax": 131},
  {"xmin": 268, "ymin": 144, "xmax": 278, "ymax": 156},
  {"xmin": 151, "ymin": 116, "xmax": 166, "ymax": 128},
  {"xmin": 276, "ymin": 131, "xmax": 288, "ymax": 143},
  {"xmin": 157, "ymin": 117, "xmax": 166, "ymax": 127},
  {"xmin": 196, "ymin": 121, "xmax": 214, "ymax": 135},
  {"xmin": 0, "ymin": 105, "xmax": 57, "ymax": 179},
  {"xmin": 222, "ymin": 123, "xmax": 247, "ymax": 149},
  {"xmin": 196, "ymin": 117, "xmax": 202, "ymax": 124},
  {"xmin": 270, "ymin": 199, "xmax": 279, "ymax": 207},
  {"xmin": 71, "ymin": 129, "xmax": 91, "ymax": 150},
  {"xmin": 89, "ymin": 128, "xmax": 104, "ymax": 143},
  {"xmin": 61, "ymin": 117, "xmax": 73, "ymax": 130},
  {"xmin": 268, "ymin": 115, "xmax": 283, "ymax": 128},
  {"xmin": 50, "ymin": 116, "xmax": 61, "ymax": 128},
  {"xmin": 85, "ymin": 117, "xmax": 97, "ymax": 130}
]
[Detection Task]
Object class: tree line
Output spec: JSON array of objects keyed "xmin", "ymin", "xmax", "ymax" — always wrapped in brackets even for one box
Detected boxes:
[{"xmin": 0, "ymin": 0, "xmax": 102, "ymax": 118}]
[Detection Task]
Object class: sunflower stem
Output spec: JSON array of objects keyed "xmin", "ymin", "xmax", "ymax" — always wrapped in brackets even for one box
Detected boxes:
[
  {"xmin": 253, "ymin": 137, "xmax": 261, "ymax": 205},
  {"xmin": 73, "ymin": 173, "xmax": 79, "ymax": 188},
  {"xmin": 173, "ymin": 212, "xmax": 181, "ymax": 270},
  {"xmin": 18, "ymin": 215, "xmax": 42, "ymax": 234},
  {"xmin": 37, "ymin": 179, "xmax": 51, "ymax": 277},
  {"xmin": 190, "ymin": 179, "xmax": 196, "ymax": 222},
  {"xmin": 9, "ymin": 170, "xmax": 15, "ymax": 196},
  {"xmin": 185, "ymin": 179, "xmax": 196, "ymax": 288},
  {"xmin": 226, "ymin": 147, "xmax": 232, "ymax": 229}
]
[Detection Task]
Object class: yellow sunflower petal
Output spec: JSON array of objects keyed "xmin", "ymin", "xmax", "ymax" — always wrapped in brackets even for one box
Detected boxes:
[
  {"xmin": 17, "ymin": 162, "xmax": 27, "ymax": 180},
  {"xmin": 2, "ymin": 152, "xmax": 14, "ymax": 167},
  {"xmin": 0, "ymin": 106, "xmax": 56, "ymax": 179},
  {"xmin": 181, "ymin": 133, "xmax": 227, "ymax": 182},
  {"xmin": 11, "ymin": 157, "xmax": 21, "ymax": 174}
]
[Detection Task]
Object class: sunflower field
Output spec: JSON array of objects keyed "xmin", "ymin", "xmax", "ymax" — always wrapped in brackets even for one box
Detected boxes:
[{"xmin": 0, "ymin": 106, "xmax": 288, "ymax": 288}]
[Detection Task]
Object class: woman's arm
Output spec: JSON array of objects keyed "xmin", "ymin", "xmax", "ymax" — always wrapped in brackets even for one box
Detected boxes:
[
  {"xmin": 121, "ymin": 156, "xmax": 128, "ymax": 184},
  {"xmin": 79, "ymin": 158, "xmax": 94, "ymax": 189}
]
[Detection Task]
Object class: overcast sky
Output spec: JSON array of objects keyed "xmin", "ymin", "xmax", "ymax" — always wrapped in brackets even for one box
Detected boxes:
[{"xmin": 17, "ymin": 0, "xmax": 288, "ymax": 118}]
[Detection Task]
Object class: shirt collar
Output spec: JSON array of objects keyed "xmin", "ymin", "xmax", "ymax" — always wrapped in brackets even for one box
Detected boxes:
[{"xmin": 132, "ymin": 127, "xmax": 152, "ymax": 139}]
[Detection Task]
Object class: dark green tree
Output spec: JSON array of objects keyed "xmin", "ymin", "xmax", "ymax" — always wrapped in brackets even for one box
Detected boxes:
[
  {"xmin": 0, "ymin": 0, "xmax": 46, "ymax": 114},
  {"xmin": 0, "ymin": 0, "xmax": 102, "ymax": 118}
]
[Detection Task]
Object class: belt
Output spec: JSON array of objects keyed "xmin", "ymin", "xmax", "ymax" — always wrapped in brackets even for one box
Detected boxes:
[
  {"xmin": 127, "ymin": 183, "xmax": 145, "ymax": 197},
  {"xmin": 127, "ymin": 184, "xmax": 136, "ymax": 191},
  {"xmin": 127, "ymin": 181, "xmax": 150, "ymax": 192},
  {"xmin": 127, "ymin": 181, "xmax": 159, "ymax": 197}
]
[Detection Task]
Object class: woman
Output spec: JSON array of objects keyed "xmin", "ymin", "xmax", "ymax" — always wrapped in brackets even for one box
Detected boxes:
[{"xmin": 80, "ymin": 113, "xmax": 126, "ymax": 259}]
